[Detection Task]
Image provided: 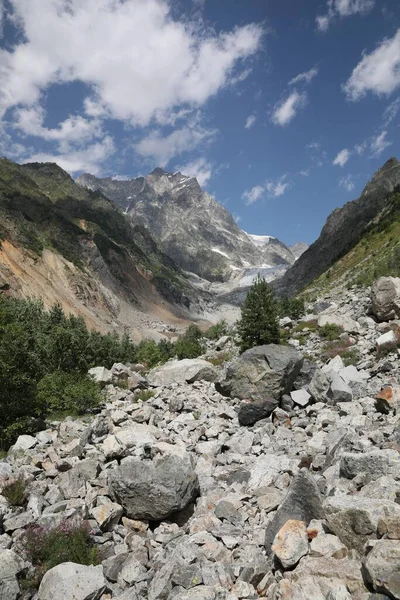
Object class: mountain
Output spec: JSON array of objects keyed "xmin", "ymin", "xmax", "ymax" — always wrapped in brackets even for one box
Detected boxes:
[
  {"xmin": 0, "ymin": 158, "xmax": 197, "ymax": 338},
  {"xmin": 77, "ymin": 169, "xmax": 296, "ymax": 282},
  {"xmin": 276, "ymin": 157, "xmax": 400, "ymax": 297},
  {"xmin": 289, "ymin": 242, "xmax": 309, "ymax": 260}
]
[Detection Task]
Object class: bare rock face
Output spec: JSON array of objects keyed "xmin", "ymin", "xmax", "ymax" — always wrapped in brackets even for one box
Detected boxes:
[
  {"xmin": 364, "ymin": 540, "xmax": 400, "ymax": 599},
  {"xmin": 109, "ymin": 452, "xmax": 199, "ymax": 521},
  {"xmin": 38, "ymin": 562, "xmax": 107, "ymax": 600},
  {"xmin": 216, "ymin": 344, "xmax": 303, "ymax": 401},
  {"xmin": 371, "ymin": 276, "xmax": 400, "ymax": 322},
  {"xmin": 272, "ymin": 519, "xmax": 309, "ymax": 568}
]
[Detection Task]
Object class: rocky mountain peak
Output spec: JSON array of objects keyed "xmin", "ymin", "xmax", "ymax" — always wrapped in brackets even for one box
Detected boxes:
[{"xmin": 77, "ymin": 168, "xmax": 298, "ymax": 283}]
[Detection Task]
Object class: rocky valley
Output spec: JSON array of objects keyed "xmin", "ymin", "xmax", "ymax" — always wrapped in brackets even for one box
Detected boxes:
[{"xmin": 1, "ymin": 155, "xmax": 400, "ymax": 600}]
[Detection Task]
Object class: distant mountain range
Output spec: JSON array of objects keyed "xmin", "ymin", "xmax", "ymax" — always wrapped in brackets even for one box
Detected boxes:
[{"xmin": 77, "ymin": 169, "xmax": 304, "ymax": 283}]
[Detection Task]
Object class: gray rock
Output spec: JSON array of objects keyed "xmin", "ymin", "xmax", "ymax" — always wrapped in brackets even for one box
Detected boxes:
[
  {"xmin": 216, "ymin": 344, "xmax": 303, "ymax": 401},
  {"xmin": 0, "ymin": 549, "xmax": 25, "ymax": 600},
  {"xmin": 91, "ymin": 501, "xmax": 123, "ymax": 532},
  {"xmin": 324, "ymin": 496, "xmax": 400, "ymax": 554},
  {"xmin": 290, "ymin": 389, "xmax": 311, "ymax": 407},
  {"xmin": 272, "ymin": 519, "xmax": 309, "ymax": 568},
  {"xmin": 147, "ymin": 359, "xmax": 218, "ymax": 387},
  {"xmin": 293, "ymin": 359, "xmax": 318, "ymax": 391},
  {"xmin": 371, "ymin": 276, "xmax": 400, "ymax": 322},
  {"xmin": 238, "ymin": 398, "xmax": 279, "ymax": 426},
  {"xmin": 364, "ymin": 540, "xmax": 400, "ymax": 599},
  {"xmin": 340, "ymin": 450, "xmax": 399, "ymax": 481},
  {"xmin": 10, "ymin": 435, "xmax": 37, "ymax": 452},
  {"xmin": 109, "ymin": 453, "xmax": 198, "ymax": 520},
  {"xmin": 318, "ymin": 313, "xmax": 360, "ymax": 333},
  {"xmin": 38, "ymin": 562, "xmax": 106, "ymax": 600},
  {"xmin": 327, "ymin": 370, "xmax": 353, "ymax": 404},
  {"xmin": 88, "ymin": 366, "xmax": 113, "ymax": 386},
  {"xmin": 264, "ymin": 469, "xmax": 325, "ymax": 555},
  {"xmin": 309, "ymin": 369, "xmax": 331, "ymax": 404}
]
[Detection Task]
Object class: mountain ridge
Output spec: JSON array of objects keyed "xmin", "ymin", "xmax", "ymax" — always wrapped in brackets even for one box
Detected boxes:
[{"xmin": 77, "ymin": 169, "xmax": 299, "ymax": 282}]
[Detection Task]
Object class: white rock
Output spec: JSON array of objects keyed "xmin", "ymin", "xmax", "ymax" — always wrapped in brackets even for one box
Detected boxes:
[
  {"xmin": 290, "ymin": 389, "xmax": 311, "ymax": 407},
  {"xmin": 38, "ymin": 562, "xmax": 106, "ymax": 600}
]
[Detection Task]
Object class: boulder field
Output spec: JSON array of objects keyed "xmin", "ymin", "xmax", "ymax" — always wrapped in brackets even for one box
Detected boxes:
[{"xmin": 1, "ymin": 278, "xmax": 400, "ymax": 599}]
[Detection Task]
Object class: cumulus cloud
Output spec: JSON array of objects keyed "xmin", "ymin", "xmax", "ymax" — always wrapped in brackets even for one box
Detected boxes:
[
  {"xmin": 242, "ymin": 175, "xmax": 290, "ymax": 205},
  {"xmin": 13, "ymin": 105, "xmax": 102, "ymax": 151},
  {"xmin": 344, "ymin": 30, "xmax": 400, "ymax": 100},
  {"xmin": 333, "ymin": 148, "xmax": 351, "ymax": 167},
  {"xmin": 242, "ymin": 185, "xmax": 265, "ymax": 205},
  {"xmin": 271, "ymin": 91, "xmax": 306, "ymax": 126},
  {"xmin": 176, "ymin": 157, "xmax": 213, "ymax": 187},
  {"xmin": 26, "ymin": 136, "xmax": 115, "ymax": 175},
  {"xmin": 316, "ymin": 0, "xmax": 374, "ymax": 32},
  {"xmin": 0, "ymin": 0, "xmax": 263, "ymax": 124},
  {"xmin": 135, "ymin": 123, "xmax": 217, "ymax": 166},
  {"xmin": 370, "ymin": 130, "xmax": 392, "ymax": 156},
  {"xmin": 339, "ymin": 174, "xmax": 355, "ymax": 192},
  {"xmin": 306, "ymin": 141, "xmax": 327, "ymax": 167},
  {"xmin": 245, "ymin": 114, "xmax": 256, "ymax": 129},
  {"xmin": 289, "ymin": 67, "xmax": 319, "ymax": 86}
]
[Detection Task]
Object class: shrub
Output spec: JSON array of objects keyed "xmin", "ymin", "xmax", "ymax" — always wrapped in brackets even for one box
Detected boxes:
[
  {"xmin": 278, "ymin": 297, "xmax": 305, "ymax": 320},
  {"xmin": 136, "ymin": 340, "xmax": 168, "ymax": 369},
  {"xmin": 21, "ymin": 520, "xmax": 99, "ymax": 589},
  {"xmin": 37, "ymin": 372, "xmax": 101, "ymax": 416},
  {"xmin": 237, "ymin": 275, "xmax": 279, "ymax": 352},
  {"xmin": 207, "ymin": 350, "xmax": 234, "ymax": 366},
  {"xmin": 318, "ymin": 323, "xmax": 343, "ymax": 341},
  {"xmin": 204, "ymin": 319, "xmax": 229, "ymax": 340},
  {"xmin": 320, "ymin": 338, "xmax": 357, "ymax": 363},
  {"xmin": 1, "ymin": 476, "xmax": 26, "ymax": 506},
  {"xmin": 135, "ymin": 389, "xmax": 155, "ymax": 402},
  {"xmin": 174, "ymin": 324, "xmax": 205, "ymax": 359}
]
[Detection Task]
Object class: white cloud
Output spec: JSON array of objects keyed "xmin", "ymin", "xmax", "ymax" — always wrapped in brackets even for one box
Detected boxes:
[
  {"xmin": 344, "ymin": 30, "xmax": 400, "ymax": 100},
  {"xmin": 27, "ymin": 136, "xmax": 115, "ymax": 175},
  {"xmin": 242, "ymin": 185, "xmax": 265, "ymax": 205},
  {"xmin": 245, "ymin": 114, "xmax": 256, "ymax": 129},
  {"xmin": 176, "ymin": 157, "xmax": 213, "ymax": 187},
  {"xmin": 13, "ymin": 105, "xmax": 102, "ymax": 151},
  {"xmin": 370, "ymin": 130, "xmax": 392, "ymax": 156},
  {"xmin": 306, "ymin": 141, "xmax": 327, "ymax": 167},
  {"xmin": 299, "ymin": 169, "xmax": 309, "ymax": 176},
  {"xmin": 333, "ymin": 148, "xmax": 350, "ymax": 167},
  {"xmin": 339, "ymin": 174, "xmax": 355, "ymax": 192},
  {"xmin": 135, "ymin": 123, "xmax": 216, "ymax": 166},
  {"xmin": 0, "ymin": 0, "xmax": 263, "ymax": 125},
  {"xmin": 316, "ymin": 0, "xmax": 374, "ymax": 32},
  {"xmin": 316, "ymin": 15, "xmax": 330, "ymax": 32},
  {"xmin": 266, "ymin": 175, "xmax": 290, "ymax": 197},
  {"xmin": 383, "ymin": 97, "xmax": 400, "ymax": 126},
  {"xmin": 243, "ymin": 175, "xmax": 290, "ymax": 204},
  {"xmin": 354, "ymin": 141, "xmax": 367, "ymax": 155},
  {"xmin": 289, "ymin": 67, "xmax": 319, "ymax": 86},
  {"xmin": 271, "ymin": 91, "xmax": 306, "ymax": 126},
  {"xmin": 233, "ymin": 213, "xmax": 241, "ymax": 223},
  {"xmin": 0, "ymin": 0, "xmax": 4, "ymax": 36}
]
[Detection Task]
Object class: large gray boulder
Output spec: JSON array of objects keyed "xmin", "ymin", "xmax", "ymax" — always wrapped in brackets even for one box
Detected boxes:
[
  {"xmin": 147, "ymin": 359, "xmax": 218, "ymax": 387},
  {"xmin": 264, "ymin": 469, "xmax": 325, "ymax": 555},
  {"xmin": 216, "ymin": 344, "xmax": 303, "ymax": 401},
  {"xmin": 38, "ymin": 562, "xmax": 106, "ymax": 600},
  {"xmin": 109, "ymin": 452, "xmax": 199, "ymax": 520},
  {"xmin": 364, "ymin": 540, "xmax": 400, "ymax": 598},
  {"xmin": 0, "ymin": 549, "xmax": 26, "ymax": 600},
  {"xmin": 371, "ymin": 276, "xmax": 400, "ymax": 322}
]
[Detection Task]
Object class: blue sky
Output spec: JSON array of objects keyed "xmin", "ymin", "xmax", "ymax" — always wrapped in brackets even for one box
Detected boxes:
[{"xmin": 1, "ymin": 0, "xmax": 400, "ymax": 245}]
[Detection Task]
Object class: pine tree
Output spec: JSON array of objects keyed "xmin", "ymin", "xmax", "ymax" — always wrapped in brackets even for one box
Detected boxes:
[{"xmin": 238, "ymin": 274, "xmax": 280, "ymax": 352}]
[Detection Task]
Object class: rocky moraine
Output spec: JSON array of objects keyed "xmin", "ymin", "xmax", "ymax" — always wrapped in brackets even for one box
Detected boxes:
[{"xmin": 1, "ymin": 277, "xmax": 400, "ymax": 600}]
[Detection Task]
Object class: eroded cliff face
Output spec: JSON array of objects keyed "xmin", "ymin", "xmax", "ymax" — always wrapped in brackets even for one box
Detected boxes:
[
  {"xmin": 276, "ymin": 157, "xmax": 400, "ymax": 296},
  {"xmin": 77, "ymin": 169, "xmax": 297, "ymax": 282},
  {"xmin": 0, "ymin": 159, "xmax": 197, "ymax": 340}
]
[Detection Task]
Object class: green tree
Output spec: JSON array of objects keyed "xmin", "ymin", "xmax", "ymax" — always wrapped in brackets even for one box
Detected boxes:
[{"xmin": 237, "ymin": 274, "xmax": 280, "ymax": 352}]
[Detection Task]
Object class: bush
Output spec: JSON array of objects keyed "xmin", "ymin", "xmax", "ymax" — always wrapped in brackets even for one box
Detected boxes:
[
  {"xmin": 204, "ymin": 319, "xmax": 229, "ymax": 340},
  {"xmin": 21, "ymin": 520, "xmax": 99, "ymax": 589},
  {"xmin": 1, "ymin": 476, "xmax": 26, "ymax": 506},
  {"xmin": 135, "ymin": 389, "xmax": 155, "ymax": 402},
  {"xmin": 278, "ymin": 297, "xmax": 305, "ymax": 320},
  {"xmin": 206, "ymin": 351, "xmax": 234, "ymax": 366},
  {"xmin": 136, "ymin": 340, "xmax": 167, "ymax": 368},
  {"xmin": 174, "ymin": 324, "xmax": 204, "ymax": 359},
  {"xmin": 318, "ymin": 323, "xmax": 343, "ymax": 341},
  {"xmin": 37, "ymin": 372, "xmax": 101, "ymax": 416},
  {"xmin": 237, "ymin": 275, "xmax": 280, "ymax": 352}
]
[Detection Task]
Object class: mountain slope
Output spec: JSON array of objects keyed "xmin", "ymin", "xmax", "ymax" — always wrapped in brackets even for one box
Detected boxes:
[
  {"xmin": 303, "ymin": 186, "xmax": 400, "ymax": 296},
  {"xmin": 77, "ymin": 169, "xmax": 296, "ymax": 282},
  {"xmin": 275, "ymin": 157, "xmax": 400, "ymax": 296},
  {"xmin": 0, "ymin": 158, "xmax": 195, "ymax": 337}
]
